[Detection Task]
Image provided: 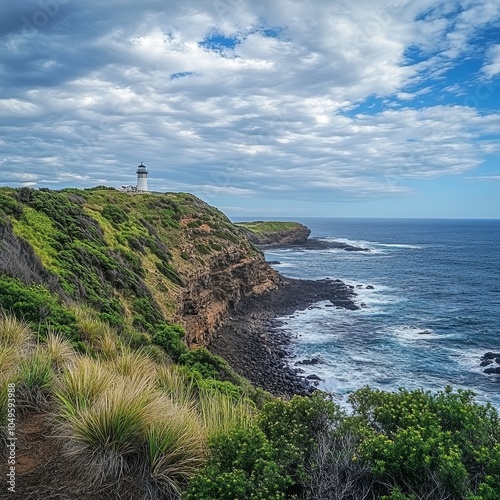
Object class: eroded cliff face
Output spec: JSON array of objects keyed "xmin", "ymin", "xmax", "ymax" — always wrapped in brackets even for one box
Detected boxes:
[
  {"xmin": 0, "ymin": 187, "xmax": 280, "ymax": 347},
  {"xmin": 179, "ymin": 247, "xmax": 280, "ymax": 345}
]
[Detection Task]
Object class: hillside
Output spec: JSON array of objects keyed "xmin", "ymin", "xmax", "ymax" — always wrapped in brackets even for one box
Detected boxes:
[{"xmin": 0, "ymin": 187, "xmax": 279, "ymax": 347}]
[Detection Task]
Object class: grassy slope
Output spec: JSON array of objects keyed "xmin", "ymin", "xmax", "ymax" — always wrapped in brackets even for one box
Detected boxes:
[
  {"xmin": 234, "ymin": 220, "xmax": 303, "ymax": 235},
  {"xmin": 0, "ymin": 187, "xmax": 257, "ymax": 342}
]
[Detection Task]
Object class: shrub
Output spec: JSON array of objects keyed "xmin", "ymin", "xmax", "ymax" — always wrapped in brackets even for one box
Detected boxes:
[
  {"xmin": 348, "ymin": 386, "xmax": 500, "ymax": 499},
  {"xmin": 152, "ymin": 324, "xmax": 188, "ymax": 362},
  {"xmin": 102, "ymin": 204, "xmax": 128, "ymax": 225},
  {"xmin": 184, "ymin": 426, "xmax": 291, "ymax": 500},
  {"xmin": 259, "ymin": 391, "xmax": 341, "ymax": 485},
  {"xmin": 0, "ymin": 276, "xmax": 79, "ymax": 341}
]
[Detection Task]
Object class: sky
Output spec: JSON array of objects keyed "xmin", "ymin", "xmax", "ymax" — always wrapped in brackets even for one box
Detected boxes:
[{"xmin": 1, "ymin": 0, "xmax": 500, "ymax": 218}]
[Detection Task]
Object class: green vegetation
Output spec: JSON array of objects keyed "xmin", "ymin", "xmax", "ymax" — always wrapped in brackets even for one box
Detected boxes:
[
  {"xmin": 1, "ymin": 187, "xmax": 500, "ymax": 498},
  {"xmin": 235, "ymin": 220, "xmax": 303, "ymax": 235}
]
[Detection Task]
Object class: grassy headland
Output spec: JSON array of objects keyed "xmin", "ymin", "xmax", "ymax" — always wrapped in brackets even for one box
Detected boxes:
[{"xmin": 1, "ymin": 187, "xmax": 499, "ymax": 499}]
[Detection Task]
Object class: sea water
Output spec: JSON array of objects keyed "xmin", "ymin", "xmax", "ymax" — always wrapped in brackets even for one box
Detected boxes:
[{"xmin": 237, "ymin": 218, "xmax": 500, "ymax": 409}]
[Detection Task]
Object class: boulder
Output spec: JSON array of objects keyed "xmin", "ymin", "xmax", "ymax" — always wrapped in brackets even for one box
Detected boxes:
[
  {"xmin": 296, "ymin": 357, "xmax": 321, "ymax": 365},
  {"xmin": 482, "ymin": 352, "xmax": 500, "ymax": 360},
  {"xmin": 483, "ymin": 367, "xmax": 500, "ymax": 374}
]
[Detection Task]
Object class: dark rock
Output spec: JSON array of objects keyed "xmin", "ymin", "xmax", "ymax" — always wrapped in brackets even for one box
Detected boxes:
[
  {"xmin": 296, "ymin": 357, "xmax": 321, "ymax": 365},
  {"xmin": 306, "ymin": 374, "xmax": 322, "ymax": 381},
  {"xmin": 366, "ymin": 285, "xmax": 375, "ymax": 289},
  {"xmin": 483, "ymin": 367, "xmax": 500, "ymax": 374},
  {"xmin": 480, "ymin": 360, "xmax": 493, "ymax": 367},
  {"xmin": 482, "ymin": 352, "xmax": 500, "ymax": 360},
  {"xmin": 496, "ymin": 358, "xmax": 500, "ymax": 364}
]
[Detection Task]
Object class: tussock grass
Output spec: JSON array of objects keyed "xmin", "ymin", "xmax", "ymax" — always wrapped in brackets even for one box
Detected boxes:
[
  {"xmin": 61, "ymin": 377, "xmax": 155, "ymax": 485},
  {"xmin": 199, "ymin": 390, "xmax": 257, "ymax": 436},
  {"xmin": 44, "ymin": 328, "xmax": 76, "ymax": 371},
  {"xmin": 0, "ymin": 314, "xmax": 32, "ymax": 350},
  {"xmin": 110, "ymin": 347, "xmax": 158, "ymax": 385},
  {"xmin": 155, "ymin": 364, "xmax": 196, "ymax": 407},
  {"xmin": 17, "ymin": 347, "xmax": 54, "ymax": 407},
  {"xmin": 0, "ymin": 345, "xmax": 19, "ymax": 379},
  {"xmin": 55, "ymin": 357, "xmax": 112, "ymax": 418},
  {"xmin": 72, "ymin": 305, "xmax": 119, "ymax": 358},
  {"xmin": 145, "ymin": 399, "xmax": 206, "ymax": 498}
]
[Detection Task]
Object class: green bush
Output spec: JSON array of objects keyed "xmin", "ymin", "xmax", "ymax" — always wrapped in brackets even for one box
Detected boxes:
[
  {"xmin": 0, "ymin": 276, "xmax": 79, "ymax": 341},
  {"xmin": 102, "ymin": 204, "xmax": 128, "ymax": 225},
  {"xmin": 259, "ymin": 391, "xmax": 341, "ymax": 485},
  {"xmin": 152, "ymin": 324, "xmax": 188, "ymax": 362},
  {"xmin": 184, "ymin": 426, "xmax": 291, "ymax": 500},
  {"xmin": 348, "ymin": 386, "xmax": 500, "ymax": 499}
]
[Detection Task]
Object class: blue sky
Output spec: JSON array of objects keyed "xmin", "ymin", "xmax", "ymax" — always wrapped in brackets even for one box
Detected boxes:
[{"xmin": 1, "ymin": 0, "xmax": 500, "ymax": 218}]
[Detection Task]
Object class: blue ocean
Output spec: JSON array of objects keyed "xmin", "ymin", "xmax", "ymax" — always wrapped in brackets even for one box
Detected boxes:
[{"xmin": 237, "ymin": 218, "xmax": 500, "ymax": 409}]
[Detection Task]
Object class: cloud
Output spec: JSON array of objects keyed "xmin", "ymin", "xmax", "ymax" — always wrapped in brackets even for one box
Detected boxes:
[
  {"xmin": 482, "ymin": 44, "xmax": 500, "ymax": 79},
  {"xmin": 0, "ymin": 0, "xmax": 500, "ymax": 210}
]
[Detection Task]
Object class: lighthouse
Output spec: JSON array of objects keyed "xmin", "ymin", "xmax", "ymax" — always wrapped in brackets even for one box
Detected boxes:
[{"xmin": 136, "ymin": 162, "xmax": 148, "ymax": 192}]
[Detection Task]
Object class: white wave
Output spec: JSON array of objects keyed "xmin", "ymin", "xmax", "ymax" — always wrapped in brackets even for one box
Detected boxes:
[
  {"xmin": 322, "ymin": 237, "xmax": 424, "ymax": 252},
  {"xmin": 386, "ymin": 324, "xmax": 438, "ymax": 340}
]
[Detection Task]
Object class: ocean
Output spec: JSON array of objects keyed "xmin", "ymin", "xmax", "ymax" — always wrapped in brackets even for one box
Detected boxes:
[{"xmin": 236, "ymin": 217, "xmax": 500, "ymax": 409}]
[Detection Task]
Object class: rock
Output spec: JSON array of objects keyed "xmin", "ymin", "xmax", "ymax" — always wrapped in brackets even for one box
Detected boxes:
[
  {"xmin": 366, "ymin": 285, "xmax": 375, "ymax": 289},
  {"xmin": 483, "ymin": 367, "xmax": 500, "ymax": 374},
  {"xmin": 482, "ymin": 352, "xmax": 500, "ymax": 360},
  {"xmin": 306, "ymin": 374, "xmax": 322, "ymax": 381},
  {"xmin": 496, "ymin": 358, "xmax": 500, "ymax": 364},
  {"xmin": 418, "ymin": 330, "xmax": 432, "ymax": 335},
  {"xmin": 296, "ymin": 357, "xmax": 321, "ymax": 365},
  {"xmin": 480, "ymin": 360, "xmax": 493, "ymax": 367}
]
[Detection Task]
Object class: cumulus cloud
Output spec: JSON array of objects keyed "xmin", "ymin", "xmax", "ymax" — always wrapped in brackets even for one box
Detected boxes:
[{"xmin": 1, "ymin": 0, "xmax": 500, "ymax": 210}]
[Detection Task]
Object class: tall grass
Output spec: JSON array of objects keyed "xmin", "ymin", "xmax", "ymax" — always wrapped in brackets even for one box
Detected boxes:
[
  {"xmin": 55, "ymin": 357, "xmax": 112, "ymax": 418},
  {"xmin": 144, "ymin": 399, "xmax": 206, "ymax": 498},
  {"xmin": 17, "ymin": 347, "xmax": 54, "ymax": 407},
  {"xmin": 0, "ymin": 314, "xmax": 32, "ymax": 350},
  {"xmin": 110, "ymin": 347, "xmax": 157, "ymax": 383},
  {"xmin": 61, "ymin": 377, "xmax": 155, "ymax": 485},
  {"xmin": 71, "ymin": 304, "xmax": 119, "ymax": 358},
  {"xmin": 199, "ymin": 389, "xmax": 257, "ymax": 436},
  {"xmin": 155, "ymin": 364, "xmax": 197, "ymax": 408},
  {"xmin": 44, "ymin": 328, "xmax": 76, "ymax": 371}
]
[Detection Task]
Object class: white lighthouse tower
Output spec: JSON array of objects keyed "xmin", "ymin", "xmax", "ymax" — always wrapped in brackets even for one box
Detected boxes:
[{"xmin": 136, "ymin": 162, "xmax": 148, "ymax": 192}]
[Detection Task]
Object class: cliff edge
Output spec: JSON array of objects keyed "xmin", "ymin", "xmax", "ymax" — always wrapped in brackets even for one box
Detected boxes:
[{"xmin": 0, "ymin": 187, "xmax": 280, "ymax": 346}]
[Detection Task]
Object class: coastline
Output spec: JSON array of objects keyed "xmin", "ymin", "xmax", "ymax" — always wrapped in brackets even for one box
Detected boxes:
[{"xmin": 209, "ymin": 276, "xmax": 358, "ymax": 397}]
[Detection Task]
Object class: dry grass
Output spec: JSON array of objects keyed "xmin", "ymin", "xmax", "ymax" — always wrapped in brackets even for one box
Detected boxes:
[
  {"xmin": 55, "ymin": 357, "xmax": 113, "ymax": 418},
  {"xmin": 145, "ymin": 398, "xmax": 207, "ymax": 498},
  {"xmin": 44, "ymin": 328, "xmax": 76, "ymax": 371},
  {"xmin": 155, "ymin": 364, "xmax": 197, "ymax": 408},
  {"xmin": 71, "ymin": 304, "xmax": 120, "ymax": 358},
  {"xmin": 0, "ymin": 314, "xmax": 33, "ymax": 350},
  {"xmin": 60, "ymin": 377, "xmax": 155, "ymax": 486}
]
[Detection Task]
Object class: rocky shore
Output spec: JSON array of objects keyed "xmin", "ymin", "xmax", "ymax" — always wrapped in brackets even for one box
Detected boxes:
[{"xmin": 209, "ymin": 277, "xmax": 358, "ymax": 397}]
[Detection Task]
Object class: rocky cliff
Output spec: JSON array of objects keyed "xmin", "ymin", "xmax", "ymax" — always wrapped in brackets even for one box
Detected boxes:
[
  {"xmin": 235, "ymin": 221, "xmax": 311, "ymax": 246},
  {"xmin": 0, "ymin": 187, "xmax": 280, "ymax": 346}
]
